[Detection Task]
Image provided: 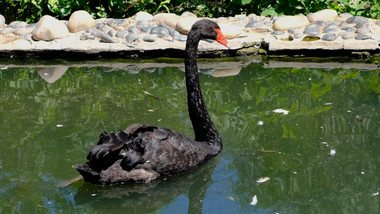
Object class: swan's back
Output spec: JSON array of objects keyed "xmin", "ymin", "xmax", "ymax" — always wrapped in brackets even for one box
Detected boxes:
[{"xmin": 73, "ymin": 124, "xmax": 221, "ymax": 184}]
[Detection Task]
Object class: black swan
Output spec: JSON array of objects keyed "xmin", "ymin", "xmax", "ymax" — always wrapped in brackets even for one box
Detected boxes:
[{"xmin": 73, "ymin": 19, "xmax": 229, "ymax": 184}]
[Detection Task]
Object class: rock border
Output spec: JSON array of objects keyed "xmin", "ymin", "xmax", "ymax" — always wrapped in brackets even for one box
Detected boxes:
[{"xmin": 1, "ymin": 10, "xmax": 379, "ymax": 59}]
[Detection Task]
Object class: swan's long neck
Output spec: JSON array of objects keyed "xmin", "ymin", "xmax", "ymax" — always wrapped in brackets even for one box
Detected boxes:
[{"xmin": 185, "ymin": 31, "xmax": 221, "ymax": 144}]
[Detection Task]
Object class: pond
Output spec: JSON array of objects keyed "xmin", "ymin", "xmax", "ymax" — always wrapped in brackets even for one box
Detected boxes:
[{"xmin": 0, "ymin": 57, "xmax": 379, "ymax": 213}]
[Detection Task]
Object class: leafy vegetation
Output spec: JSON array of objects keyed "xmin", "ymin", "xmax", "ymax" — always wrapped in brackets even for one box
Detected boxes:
[{"xmin": 1, "ymin": 0, "xmax": 379, "ymax": 23}]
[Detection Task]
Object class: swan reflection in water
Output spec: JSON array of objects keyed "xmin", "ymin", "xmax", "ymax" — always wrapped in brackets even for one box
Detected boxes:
[{"xmin": 74, "ymin": 156, "xmax": 220, "ymax": 213}]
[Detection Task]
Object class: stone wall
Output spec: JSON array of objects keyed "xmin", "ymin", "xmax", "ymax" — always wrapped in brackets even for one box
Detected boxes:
[{"xmin": 0, "ymin": 9, "xmax": 379, "ymax": 59}]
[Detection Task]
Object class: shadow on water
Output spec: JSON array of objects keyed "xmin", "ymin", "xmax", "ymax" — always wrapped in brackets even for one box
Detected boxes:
[{"xmin": 73, "ymin": 157, "xmax": 219, "ymax": 214}]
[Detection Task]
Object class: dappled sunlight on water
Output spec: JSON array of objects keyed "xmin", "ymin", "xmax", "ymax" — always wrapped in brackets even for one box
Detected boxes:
[{"xmin": 0, "ymin": 58, "xmax": 379, "ymax": 213}]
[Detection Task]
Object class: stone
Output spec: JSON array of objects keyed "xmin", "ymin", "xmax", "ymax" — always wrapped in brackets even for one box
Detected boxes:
[
  {"xmin": 0, "ymin": 15, "xmax": 5, "ymax": 27},
  {"xmin": 314, "ymin": 20, "xmax": 326, "ymax": 27},
  {"xmin": 340, "ymin": 13, "xmax": 353, "ymax": 21},
  {"xmin": 67, "ymin": 10, "xmax": 95, "ymax": 33},
  {"xmin": 174, "ymin": 34, "xmax": 187, "ymax": 41},
  {"xmin": 181, "ymin": 11, "xmax": 197, "ymax": 18},
  {"xmin": 0, "ymin": 26, "xmax": 17, "ymax": 34},
  {"xmin": 342, "ymin": 27, "xmax": 355, "ymax": 32},
  {"xmin": 288, "ymin": 28, "xmax": 300, "ymax": 34},
  {"xmin": 355, "ymin": 34, "xmax": 371, "ymax": 40},
  {"xmin": 100, "ymin": 33, "xmax": 116, "ymax": 43},
  {"xmin": 95, "ymin": 23, "xmax": 106, "ymax": 29},
  {"xmin": 107, "ymin": 19, "xmax": 127, "ymax": 30},
  {"xmin": 86, "ymin": 28, "xmax": 102, "ymax": 37},
  {"xmin": 321, "ymin": 33, "xmax": 337, "ymax": 41},
  {"xmin": 294, "ymin": 33, "xmax": 303, "ymax": 39},
  {"xmin": 140, "ymin": 26, "xmax": 152, "ymax": 33},
  {"xmin": 32, "ymin": 15, "xmax": 69, "ymax": 41},
  {"xmin": 376, "ymin": 20, "xmax": 380, "ymax": 26},
  {"xmin": 323, "ymin": 23, "xmax": 339, "ymax": 33},
  {"xmin": 136, "ymin": 20, "xmax": 148, "ymax": 27},
  {"xmin": 126, "ymin": 33, "xmax": 139, "ymax": 42},
  {"xmin": 154, "ymin": 13, "xmax": 180, "ymax": 29},
  {"xmin": 219, "ymin": 24, "xmax": 244, "ymax": 39},
  {"xmin": 168, "ymin": 27, "xmax": 179, "ymax": 37},
  {"xmin": 355, "ymin": 27, "xmax": 369, "ymax": 34},
  {"xmin": 346, "ymin": 16, "xmax": 367, "ymax": 26},
  {"xmin": 0, "ymin": 34, "xmax": 18, "ymax": 44},
  {"xmin": 14, "ymin": 26, "xmax": 35, "ymax": 35},
  {"xmin": 128, "ymin": 25, "xmax": 138, "ymax": 34},
  {"xmin": 19, "ymin": 34, "xmax": 33, "ymax": 42},
  {"xmin": 108, "ymin": 29, "xmax": 117, "ymax": 37},
  {"xmin": 150, "ymin": 26, "xmax": 169, "ymax": 36},
  {"xmin": 307, "ymin": 9, "xmax": 338, "ymax": 22},
  {"xmin": 116, "ymin": 30, "xmax": 128, "ymax": 38},
  {"xmin": 80, "ymin": 34, "xmax": 95, "ymax": 40},
  {"xmin": 175, "ymin": 17, "xmax": 198, "ymax": 34},
  {"xmin": 143, "ymin": 34, "xmax": 156, "ymax": 42},
  {"xmin": 342, "ymin": 32, "xmax": 355, "ymax": 40},
  {"xmin": 273, "ymin": 15, "xmax": 310, "ymax": 31},
  {"xmin": 9, "ymin": 21, "xmax": 28, "ymax": 28},
  {"xmin": 271, "ymin": 31, "xmax": 285, "ymax": 35},
  {"xmin": 245, "ymin": 21, "xmax": 262, "ymax": 28},
  {"xmin": 133, "ymin": 12, "xmax": 154, "ymax": 22},
  {"xmin": 303, "ymin": 23, "xmax": 320, "ymax": 37}
]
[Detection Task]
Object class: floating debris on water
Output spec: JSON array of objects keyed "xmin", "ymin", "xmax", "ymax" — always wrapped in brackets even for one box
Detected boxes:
[
  {"xmin": 273, "ymin": 109, "xmax": 289, "ymax": 115},
  {"xmin": 257, "ymin": 177, "xmax": 270, "ymax": 183},
  {"xmin": 329, "ymin": 149, "xmax": 336, "ymax": 156},
  {"xmin": 143, "ymin": 90, "xmax": 161, "ymax": 100},
  {"xmin": 262, "ymin": 149, "xmax": 277, "ymax": 153},
  {"xmin": 257, "ymin": 121, "xmax": 264, "ymax": 125},
  {"xmin": 325, "ymin": 102, "xmax": 332, "ymax": 105},
  {"xmin": 227, "ymin": 196, "xmax": 235, "ymax": 201},
  {"xmin": 56, "ymin": 124, "xmax": 63, "ymax": 127},
  {"xmin": 355, "ymin": 115, "xmax": 363, "ymax": 122},
  {"xmin": 372, "ymin": 192, "xmax": 379, "ymax": 196},
  {"xmin": 250, "ymin": 195, "xmax": 258, "ymax": 206}
]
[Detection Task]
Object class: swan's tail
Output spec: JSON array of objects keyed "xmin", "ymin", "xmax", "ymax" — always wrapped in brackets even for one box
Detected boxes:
[{"xmin": 72, "ymin": 163, "xmax": 101, "ymax": 184}]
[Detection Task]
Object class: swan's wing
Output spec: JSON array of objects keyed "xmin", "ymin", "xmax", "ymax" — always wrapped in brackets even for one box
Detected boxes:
[{"xmin": 137, "ymin": 128, "xmax": 211, "ymax": 176}]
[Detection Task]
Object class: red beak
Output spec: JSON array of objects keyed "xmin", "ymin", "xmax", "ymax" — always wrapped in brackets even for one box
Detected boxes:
[{"xmin": 214, "ymin": 28, "xmax": 230, "ymax": 49}]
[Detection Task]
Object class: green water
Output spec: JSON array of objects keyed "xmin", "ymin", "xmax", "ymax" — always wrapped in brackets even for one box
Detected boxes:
[{"xmin": 0, "ymin": 58, "xmax": 379, "ymax": 213}]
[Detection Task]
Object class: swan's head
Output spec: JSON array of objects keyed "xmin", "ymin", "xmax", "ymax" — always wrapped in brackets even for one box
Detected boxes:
[{"xmin": 191, "ymin": 19, "xmax": 230, "ymax": 49}]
